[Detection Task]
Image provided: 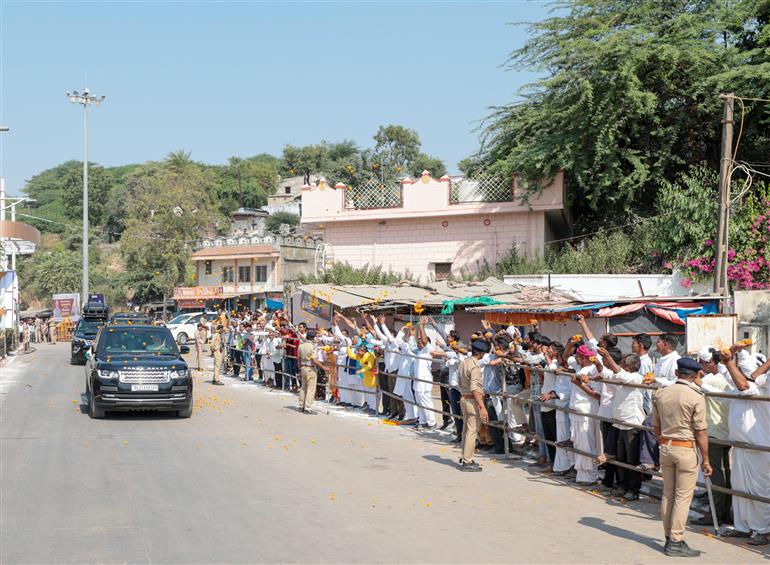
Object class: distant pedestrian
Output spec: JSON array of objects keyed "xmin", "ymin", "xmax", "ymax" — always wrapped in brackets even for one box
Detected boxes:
[
  {"xmin": 48, "ymin": 318, "xmax": 57, "ymax": 344},
  {"xmin": 22, "ymin": 322, "xmax": 31, "ymax": 353},
  {"xmin": 194, "ymin": 323, "xmax": 206, "ymax": 370},
  {"xmin": 652, "ymin": 357, "xmax": 711, "ymax": 557},
  {"xmin": 298, "ymin": 330, "xmax": 322, "ymax": 413}
]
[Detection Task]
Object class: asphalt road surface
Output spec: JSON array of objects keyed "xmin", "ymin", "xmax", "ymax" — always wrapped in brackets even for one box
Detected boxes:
[{"xmin": 1, "ymin": 344, "xmax": 767, "ymax": 564}]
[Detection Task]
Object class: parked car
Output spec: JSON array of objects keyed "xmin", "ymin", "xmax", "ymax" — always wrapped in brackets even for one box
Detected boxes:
[
  {"xmin": 165, "ymin": 311, "xmax": 217, "ymax": 345},
  {"xmin": 71, "ymin": 308, "xmax": 108, "ymax": 365},
  {"xmin": 85, "ymin": 323, "xmax": 193, "ymax": 419}
]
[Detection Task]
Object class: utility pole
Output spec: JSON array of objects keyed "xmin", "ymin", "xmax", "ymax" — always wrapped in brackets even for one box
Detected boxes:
[
  {"xmin": 713, "ymin": 93, "xmax": 734, "ymax": 310},
  {"xmin": 67, "ymin": 87, "xmax": 106, "ymax": 305}
]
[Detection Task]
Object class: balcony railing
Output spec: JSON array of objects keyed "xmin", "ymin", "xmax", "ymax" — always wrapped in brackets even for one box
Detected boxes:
[
  {"xmin": 449, "ymin": 171, "xmax": 513, "ymax": 204},
  {"xmin": 344, "ymin": 178, "xmax": 403, "ymax": 210}
]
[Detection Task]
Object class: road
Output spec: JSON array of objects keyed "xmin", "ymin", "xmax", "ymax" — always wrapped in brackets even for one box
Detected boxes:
[{"xmin": 1, "ymin": 343, "xmax": 766, "ymax": 564}]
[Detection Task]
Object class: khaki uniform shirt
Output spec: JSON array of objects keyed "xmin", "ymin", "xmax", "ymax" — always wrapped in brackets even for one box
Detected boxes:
[
  {"xmin": 457, "ymin": 356, "xmax": 483, "ymax": 395},
  {"xmin": 652, "ymin": 380, "xmax": 707, "ymax": 441},
  {"xmin": 298, "ymin": 342, "xmax": 316, "ymax": 367},
  {"xmin": 210, "ymin": 332, "xmax": 223, "ymax": 356}
]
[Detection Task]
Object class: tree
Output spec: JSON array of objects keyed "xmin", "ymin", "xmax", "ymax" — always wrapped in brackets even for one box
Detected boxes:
[
  {"xmin": 17, "ymin": 249, "xmax": 83, "ymax": 298},
  {"xmin": 409, "ymin": 154, "xmax": 447, "ymax": 178},
  {"xmin": 265, "ymin": 211, "xmax": 299, "ymax": 233},
  {"xmin": 372, "ymin": 125, "xmax": 421, "ymax": 173},
  {"xmin": 478, "ymin": 0, "xmax": 770, "ymax": 229},
  {"xmin": 281, "ymin": 144, "xmax": 329, "ymax": 184},
  {"xmin": 120, "ymin": 161, "xmax": 220, "ymax": 307}
]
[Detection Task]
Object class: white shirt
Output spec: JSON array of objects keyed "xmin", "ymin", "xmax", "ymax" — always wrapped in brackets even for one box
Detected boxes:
[
  {"xmin": 728, "ymin": 373, "xmax": 770, "ymax": 447},
  {"xmin": 540, "ymin": 363, "xmax": 558, "ymax": 413},
  {"xmin": 480, "ymin": 353, "xmax": 501, "ymax": 393},
  {"xmin": 699, "ymin": 371, "xmax": 734, "ymax": 441},
  {"xmin": 414, "ymin": 343, "xmax": 434, "ymax": 392},
  {"xmin": 446, "ymin": 349, "xmax": 465, "ymax": 388},
  {"xmin": 394, "ymin": 331, "xmax": 413, "ymax": 376},
  {"xmin": 597, "ymin": 367, "xmax": 616, "ymax": 419},
  {"xmin": 375, "ymin": 324, "xmax": 399, "ymax": 372},
  {"xmin": 269, "ymin": 337, "xmax": 284, "ymax": 363},
  {"xmin": 569, "ymin": 365, "xmax": 601, "ymax": 414},
  {"xmin": 639, "ymin": 353, "xmax": 654, "ymax": 377},
  {"xmin": 554, "ymin": 373, "xmax": 572, "ymax": 408},
  {"xmin": 611, "ymin": 370, "xmax": 645, "ymax": 430},
  {"xmin": 653, "ymin": 350, "xmax": 681, "ymax": 387}
]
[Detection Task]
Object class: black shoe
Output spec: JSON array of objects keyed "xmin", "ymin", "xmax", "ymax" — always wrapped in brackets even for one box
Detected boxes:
[
  {"xmin": 440, "ymin": 420, "xmax": 451, "ymax": 430},
  {"xmin": 451, "ymin": 437, "xmax": 462, "ymax": 444},
  {"xmin": 460, "ymin": 461, "xmax": 482, "ymax": 472},
  {"xmin": 623, "ymin": 491, "xmax": 640, "ymax": 501},
  {"xmin": 747, "ymin": 532, "xmax": 770, "ymax": 546},
  {"xmin": 664, "ymin": 540, "xmax": 700, "ymax": 557}
]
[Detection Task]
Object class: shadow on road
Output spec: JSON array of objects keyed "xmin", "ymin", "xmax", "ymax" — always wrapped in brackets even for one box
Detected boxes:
[
  {"xmin": 423, "ymin": 454, "xmax": 460, "ymax": 470},
  {"xmin": 579, "ymin": 516, "xmax": 664, "ymax": 553}
]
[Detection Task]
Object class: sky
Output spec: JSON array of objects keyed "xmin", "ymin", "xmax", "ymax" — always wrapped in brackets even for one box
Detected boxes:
[{"xmin": 0, "ymin": 1, "xmax": 553, "ymax": 196}]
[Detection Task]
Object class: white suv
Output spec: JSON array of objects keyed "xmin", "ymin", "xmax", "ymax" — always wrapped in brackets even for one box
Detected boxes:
[{"xmin": 166, "ymin": 312, "xmax": 217, "ymax": 345}]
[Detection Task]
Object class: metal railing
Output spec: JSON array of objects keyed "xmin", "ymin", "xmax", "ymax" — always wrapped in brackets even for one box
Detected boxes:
[{"xmin": 344, "ymin": 178, "xmax": 403, "ymax": 210}]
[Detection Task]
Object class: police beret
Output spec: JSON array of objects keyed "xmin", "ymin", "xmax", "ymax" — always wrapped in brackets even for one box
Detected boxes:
[
  {"xmin": 677, "ymin": 357, "xmax": 701, "ymax": 374},
  {"xmin": 471, "ymin": 339, "xmax": 490, "ymax": 353}
]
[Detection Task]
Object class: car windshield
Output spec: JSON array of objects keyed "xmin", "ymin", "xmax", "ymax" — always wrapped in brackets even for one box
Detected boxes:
[
  {"xmin": 99, "ymin": 328, "xmax": 178, "ymax": 355},
  {"xmin": 76, "ymin": 319, "xmax": 104, "ymax": 336},
  {"xmin": 168, "ymin": 314, "xmax": 195, "ymax": 325}
]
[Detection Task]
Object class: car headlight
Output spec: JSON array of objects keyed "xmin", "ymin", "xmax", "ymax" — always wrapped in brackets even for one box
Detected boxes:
[
  {"xmin": 174, "ymin": 369, "xmax": 189, "ymax": 378},
  {"xmin": 97, "ymin": 369, "xmax": 119, "ymax": 379}
]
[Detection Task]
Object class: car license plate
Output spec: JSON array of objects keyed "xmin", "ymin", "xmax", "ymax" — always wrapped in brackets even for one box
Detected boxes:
[{"xmin": 131, "ymin": 384, "xmax": 158, "ymax": 392}]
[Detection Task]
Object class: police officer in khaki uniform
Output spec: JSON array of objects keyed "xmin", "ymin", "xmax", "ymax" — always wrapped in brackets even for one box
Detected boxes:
[
  {"xmin": 211, "ymin": 325, "xmax": 225, "ymax": 385},
  {"xmin": 652, "ymin": 357, "xmax": 712, "ymax": 557},
  {"xmin": 457, "ymin": 340, "xmax": 490, "ymax": 472},
  {"xmin": 48, "ymin": 318, "xmax": 57, "ymax": 344},
  {"xmin": 297, "ymin": 330, "xmax": 323, "ymax": 414}
]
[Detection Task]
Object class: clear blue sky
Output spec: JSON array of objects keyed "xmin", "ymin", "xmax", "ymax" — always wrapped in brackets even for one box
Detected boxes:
[{"xmin": 0, "ymin": 1, "xmax": 553, "ymax": 196}]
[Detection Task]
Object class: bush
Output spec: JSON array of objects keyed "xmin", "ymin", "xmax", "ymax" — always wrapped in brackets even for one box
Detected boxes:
[{"xmin": 299, "ymin": 262, "xmax": 413, "ymax": 285}]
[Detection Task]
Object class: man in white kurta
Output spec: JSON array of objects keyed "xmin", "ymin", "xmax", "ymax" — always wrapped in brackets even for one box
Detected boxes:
[
  {"xmin": 569, "ymin": 345, "xmax": 603, "ymax": 484},
  {"xmin": 723, "ymin": 354, "xmax": 770, "ymax": 544}
]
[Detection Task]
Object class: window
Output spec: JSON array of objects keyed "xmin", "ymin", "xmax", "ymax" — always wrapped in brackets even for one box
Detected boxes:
[
  {"xmin": 284, "ymin": 186, "xmax": 291, "ymax": 194},
  {"xmin": 238, "ymin": 266, "xmax": 251, "ymax": 283},
  {"xmin": 222, "ymin": 266, "xmax": 234, "ymax": 283},
  {"xmin": 434, "ymin": 262, "xmax": 452, "ymax": 281},
  {"xmin": 204, "ymin": 260, "xmax": 212, "ymax": 275},
  {"xmin": 254, "ymin": 265, "xmax": 268, "ymax": 283}
]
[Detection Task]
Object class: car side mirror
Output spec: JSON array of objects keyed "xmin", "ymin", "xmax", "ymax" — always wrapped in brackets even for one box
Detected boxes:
[
  {"xmin": 85, "ymin": 347, "xmax": 92, "ymax": 358},
  {"xmin": 179, "ymin": 345, "xmax": 190, "ymax": 354}
]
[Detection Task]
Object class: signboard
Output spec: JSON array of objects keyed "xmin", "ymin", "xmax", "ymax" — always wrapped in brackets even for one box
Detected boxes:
[
  {"xmin": 52, "ymin": 293, "xmax": 81, "ymax": 322},
  {"xmin": 177, "ymin": 299, "xmax": 206, "ymax": 310},
  {"xmin": 685, "ymin": 314, "xmax": 737, "ymax": 355},
  {"xmin": 301, "ymin": 291, "xmax": 332, "ymax": 320},
  {"xmin": 173, "ymin": 286, "xmax": 223, "ymax": 300},
  {"xmin": 88, "ymin": 293, "xmax": 105, "ymax": 304}
]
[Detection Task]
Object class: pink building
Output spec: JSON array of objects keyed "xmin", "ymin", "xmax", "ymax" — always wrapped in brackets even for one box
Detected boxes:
[{"xmin": 300, "ymin": 171, "xmax": 568, "ymax": 282}]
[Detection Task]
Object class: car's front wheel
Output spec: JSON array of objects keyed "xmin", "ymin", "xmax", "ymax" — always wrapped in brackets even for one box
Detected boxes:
[
  {"xmin": 88, "ymin": 391, "xmax": 105, "ymax": 419},
  {"xmin": 176, "ymin": 332, "xmax": 188, "ymax": 345},
  {"xmin": 176, "ymin": 399, "xmax": 193, "ymax": 419}
]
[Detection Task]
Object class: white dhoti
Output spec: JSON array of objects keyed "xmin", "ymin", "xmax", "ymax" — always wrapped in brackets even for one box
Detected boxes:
[
  {"xmin": 414, "ymin": 384, "xmax": 436, "ymax": 426},
  {"xmin": 570, "ymin": 413, "xmax": 599, "ymax": 482},
  {"xmin": 554, "ymin": 409, "xmax": 574, "ymax": 472},
  {"xmin": 731, "ymin": 447, "xmax": 770, "ymax": 534},
  {"xmin": 349, "ymin": 375, "xmax": 365, "ymax": 407},
  {"xmin": 260, "ymin": 354, "xmax": 273, "ymax": 382},
  {"xmin": 338, "ymin": 366, "xmax": 351, "ymax": 404}
]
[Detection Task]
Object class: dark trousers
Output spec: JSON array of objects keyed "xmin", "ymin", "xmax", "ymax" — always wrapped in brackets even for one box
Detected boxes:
[
  {"xmin": 616, "ymin": 428, "xmax": 642, "ymax": 494},
  {"xmin": 388, "ymin": 372, "xmax": 404, "ymax": 417},
  {"xmin": 541, "ymin": 409, "xmax": 557, "ymax": 464},
  {"xmin": 708, "ymin": 440, "xmax": 732, "ymax": 521},
  {"xmin": 274, "ymin": 362, "xmax": 283, "ymax": 389},
  {"xmin": 232, "ymin": 350, "xmax": 242, "ymax": 379},
  {"xmin": 378, "ymin": 363, "xmax": 390, "ymax": 415},
  {"xmin": 485, "ymin": 397, "xmax": 505, "ymax": 454},
  {"xmin": 449, "ymin": 388, "xmax": 464, "ymax": 438},
  {"xmin": 255, "ymin": 353, "xmax": 264, "ymax": 380},
  {"xmin": 601, "ymin": 422, "xmax": 619, "ymax": 488},
  {"xmin": 433, "ymin": 370, "xmax": 451, "ymax": 425},
  {"xmin": 639, "ymin": 414, "xmax": 659, "ymax": 466},
  {"xmin": 284, "ymin": 357, "xmax": 298, "ymax": 389}
]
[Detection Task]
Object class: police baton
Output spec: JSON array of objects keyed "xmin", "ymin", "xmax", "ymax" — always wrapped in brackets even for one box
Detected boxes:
[{"xmin": 704, "ymin": 476, "xmax": 720, "ymax": 536}]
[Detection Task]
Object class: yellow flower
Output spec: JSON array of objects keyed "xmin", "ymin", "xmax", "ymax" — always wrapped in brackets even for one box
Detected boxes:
[{"xmin": 414, "ymin": 302, "xmax": 425, "ymax": 315}]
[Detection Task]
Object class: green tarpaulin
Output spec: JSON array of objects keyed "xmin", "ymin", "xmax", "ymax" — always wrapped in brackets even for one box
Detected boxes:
[{"xmin": 440, "ymin": 296, "xmax": 506, "ymax": 314}]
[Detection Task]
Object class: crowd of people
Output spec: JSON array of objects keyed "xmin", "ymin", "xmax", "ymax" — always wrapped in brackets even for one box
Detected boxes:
[
  {"xmin": 19, "ymin": 317, "xmax": 58, "ymax": 352},
  {"xmin": 197, "ymin": 306, "xmax": 769, "ymax": 552}
]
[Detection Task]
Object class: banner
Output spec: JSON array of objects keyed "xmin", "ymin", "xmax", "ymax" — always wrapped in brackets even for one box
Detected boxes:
[
  {"xmin": 301, "ymin": 291, "xmax": 332, "ymax": 320},
  {"xmin": 52, "ymin": 293, "xmax": 81, "ymax": 321},
  {"xmin": 173, "ymin": 286, "xmax": 223, "ymax": 300}
]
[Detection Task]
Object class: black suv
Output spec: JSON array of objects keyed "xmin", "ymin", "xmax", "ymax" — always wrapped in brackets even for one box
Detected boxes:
[
  {"xmin": 109, "ymin": 312, "xmax": 151, "ymax": 325},
  {"xmin": 71, "ymin": 318, "xmax": 106, "ymax": 365},
  {"xmin": 85, "ymin": 323, "xmax": 193, "ymax": 419}
]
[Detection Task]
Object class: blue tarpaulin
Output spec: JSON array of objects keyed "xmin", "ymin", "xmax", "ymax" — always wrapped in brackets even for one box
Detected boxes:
[{"xmin": 266, "ymin": 298, "xmax": 284, "ymax": 311}]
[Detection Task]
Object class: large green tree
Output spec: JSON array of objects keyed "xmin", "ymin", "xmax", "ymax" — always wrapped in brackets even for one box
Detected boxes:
[
  {"xmin": 479, "ymin": 0, "xmax": 770, "ymax": 229},
  {"xmin": 119, "ymin": 157, "xmax": 221, "ymax": 304}
]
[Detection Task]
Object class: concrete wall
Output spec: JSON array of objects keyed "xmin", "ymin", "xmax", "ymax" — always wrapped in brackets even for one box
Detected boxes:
[
  {"xmin": 324, "ymin": 211, "xmax": 545, "ymax": 282},
  {"xmin": 503, "ymin": 273, "xmax": 711, "ymax": 301},
  {"xmin": 196, "ymin": 258, "xmax": 280, "ymax": 293}
]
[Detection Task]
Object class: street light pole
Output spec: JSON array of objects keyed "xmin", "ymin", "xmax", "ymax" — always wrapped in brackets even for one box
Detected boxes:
[{"xmin": 67, "ymin": 88, "xmax": 105, "ymax": 304}]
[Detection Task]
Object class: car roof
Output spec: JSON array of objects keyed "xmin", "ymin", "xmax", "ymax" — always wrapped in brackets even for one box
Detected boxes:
[{"xmin": 105, "ymin": 323, "xmax": 166, "ymax": 330}]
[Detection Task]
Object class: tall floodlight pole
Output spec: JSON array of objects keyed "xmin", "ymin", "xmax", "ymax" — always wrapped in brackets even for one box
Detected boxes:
[{"xmin": 67, "ymin": 88, "xmax": 105, "ymax": 303}]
